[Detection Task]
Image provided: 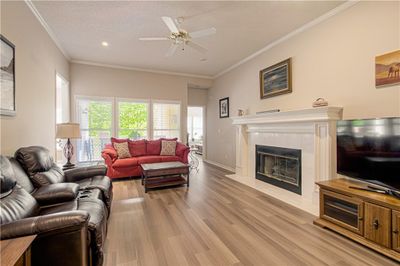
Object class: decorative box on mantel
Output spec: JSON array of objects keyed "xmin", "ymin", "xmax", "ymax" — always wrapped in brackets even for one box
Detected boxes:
[{"xmin": 227, "ymin": 107, "xmax": 343, "ymax": 215}]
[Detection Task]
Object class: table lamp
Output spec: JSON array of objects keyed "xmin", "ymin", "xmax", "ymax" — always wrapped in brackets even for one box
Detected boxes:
[{"xmin": 56, "ymin": 123, "xmax": 81, "ymax": 169}]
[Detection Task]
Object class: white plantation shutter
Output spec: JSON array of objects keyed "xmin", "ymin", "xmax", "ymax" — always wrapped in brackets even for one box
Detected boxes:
[{"xmin": 153, "ymin": 102, "xmax": 180, "ymax": 139}]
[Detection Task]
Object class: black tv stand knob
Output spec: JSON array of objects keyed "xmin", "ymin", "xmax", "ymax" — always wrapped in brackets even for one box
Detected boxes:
[{"xmin": 373, "ymin": 219, "xmax": 379, "ymax": 230}]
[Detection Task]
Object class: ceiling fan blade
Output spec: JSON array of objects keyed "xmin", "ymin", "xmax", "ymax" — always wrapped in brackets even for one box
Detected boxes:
[
  {"xmin": 161, "ymin": 16, "xmax": 179, "ymax": 34},
  {"xmin": 186, "ymin": 41, "xmax": 207, "ymax": 54},
  {"xmin": 139, "ymin": 37, "xmax": 169, "ymax": 41},
  {"xmin": 165, "ymin": 44, "xmax": 178, "ymax": 57},
  {"xmin": 189, "ymin": 27, "xmax": 216, "ymax": 39}
]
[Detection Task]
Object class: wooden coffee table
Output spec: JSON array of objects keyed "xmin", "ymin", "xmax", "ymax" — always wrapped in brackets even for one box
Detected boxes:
[{"xmin": 141, "ymin": 161, "xmax": 190, "ymax": 193}]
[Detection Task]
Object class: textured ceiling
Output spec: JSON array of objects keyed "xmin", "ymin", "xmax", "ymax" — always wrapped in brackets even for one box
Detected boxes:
[{"xmin": 32, "ymin": 1, "xmax": 344, "ymax": 77}]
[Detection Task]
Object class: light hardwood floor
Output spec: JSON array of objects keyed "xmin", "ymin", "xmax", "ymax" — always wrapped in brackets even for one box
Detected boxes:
[{"xmin": 104, "ymin": 161, "xmax": 398, "ymax": 266}]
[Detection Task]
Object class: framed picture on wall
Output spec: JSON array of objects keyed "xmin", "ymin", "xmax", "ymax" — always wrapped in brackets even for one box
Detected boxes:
[
  {"xmin": 260, "ymin": 58, "xmax": 292, "ymax": 99},
  {"xmin": 375, "ymin": 50, "xmax": 400, "ymax": 87},
  {"xmin": 219, "ymin": 97, "xmax": 229, "ymax": 118},
  {"xmin": 1, "ymin": 34, "xmax": 16, "ymax": 116}
]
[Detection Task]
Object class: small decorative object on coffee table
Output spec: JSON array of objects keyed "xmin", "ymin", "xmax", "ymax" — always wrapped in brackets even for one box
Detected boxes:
[
  {"xmin": 141, "ymin": 161, "xmax": 189, "ymax": 193},
  {"xmin": 56, "ymin": 123, "xmax": 81, "ymax": 170}
]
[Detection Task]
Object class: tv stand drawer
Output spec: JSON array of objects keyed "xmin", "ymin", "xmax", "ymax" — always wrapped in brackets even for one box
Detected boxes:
[
  {"xmin": 364, "ymin": 202, "xmax": 391, "ymax": 248},
  {"xmin": 320, "ymin": 189, "xmax": 364, "ymax": 235}
]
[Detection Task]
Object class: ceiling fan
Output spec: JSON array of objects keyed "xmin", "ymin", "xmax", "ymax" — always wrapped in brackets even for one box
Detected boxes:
[{"xmin": 139, "ymin": 16, "xmax": 216, "ymax": 57}]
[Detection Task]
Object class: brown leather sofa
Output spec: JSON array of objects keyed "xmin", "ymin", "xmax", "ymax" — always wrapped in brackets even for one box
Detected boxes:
[
  {"xmin": 14, "ymin": 146, "xmax": 113, "ymax": 213},
  {"xmin": 0, "ymin": 149, "xmax": 113, "ymax": 266}
]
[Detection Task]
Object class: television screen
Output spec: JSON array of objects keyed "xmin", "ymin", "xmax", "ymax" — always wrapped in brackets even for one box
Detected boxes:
[{"xmin": 337, "ymin": 117, "xmax": 400, "ymax": 191}]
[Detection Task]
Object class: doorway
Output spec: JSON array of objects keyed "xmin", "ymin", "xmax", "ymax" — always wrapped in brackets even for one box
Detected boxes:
[{"xmin": 187, "ymin": 106, "xmax": 205, "ymax": 158}]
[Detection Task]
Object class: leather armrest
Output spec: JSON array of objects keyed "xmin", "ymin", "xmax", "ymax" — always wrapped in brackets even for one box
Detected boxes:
[
  {"xmin": 64, "ymin": 165, "xmax": 107, "ymax": 182},
  {"xmin": 32, "ymin": 183, "xmax": 79, "ymax": 205},
  {"xmin": 0, "ymin": 211, "xmax": 89, "ymax": 240}
]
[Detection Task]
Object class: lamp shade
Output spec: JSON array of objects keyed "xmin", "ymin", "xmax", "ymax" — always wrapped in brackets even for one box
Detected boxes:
[{"xmin": 56, "ymin": 123, "xmax": 81, "ymax": 139}]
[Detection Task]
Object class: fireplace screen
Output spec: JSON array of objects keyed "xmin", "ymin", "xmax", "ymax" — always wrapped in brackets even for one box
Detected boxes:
[{"xmin": 256, "ymin": 145, "xmax": 302, "ymax": 195}]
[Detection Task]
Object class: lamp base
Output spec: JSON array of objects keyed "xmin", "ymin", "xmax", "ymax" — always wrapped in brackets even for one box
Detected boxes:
[
  {"xmin": 63, "ymin": 138, "xmax": 75, "ymax": 170},
  {"xmin": 62, "ymin": 161, "xmax": 75, "ymax": 170}
]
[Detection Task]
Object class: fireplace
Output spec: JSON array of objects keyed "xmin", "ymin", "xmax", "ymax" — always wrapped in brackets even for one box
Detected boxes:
[{"xmin": 255, "ymin": 145, "xmax": 302, "ymax": 195}]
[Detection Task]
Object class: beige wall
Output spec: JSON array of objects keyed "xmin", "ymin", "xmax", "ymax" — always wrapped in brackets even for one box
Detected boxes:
[
  {"xmin": 0, "ymin": 2, "xmax": 69, "ymax": 156},
  {"xmin": 206, "ymin": 1, "xmax": 400, "ymax": 169},
  {"xmin": 188, "ymin": 87, "xmax": 208, "ymax": 107},
  {"xmin": 70, "ymin": 63, "xmax": 212, "ymax": 141}
]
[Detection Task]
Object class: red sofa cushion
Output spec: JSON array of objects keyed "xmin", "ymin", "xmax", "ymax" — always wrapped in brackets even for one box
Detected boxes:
[
  {"xmin": 128, "ymin": 139, "xmax": 146, "ymax": 157},
  {"xmin": 159, "ymin": 156, "xmax": 181, "ymax": 162},
  {"xmin": 137, "ymin": 156, "xmax": 162, "ymax": 164},
  {"xmin": 146, "ymin": 139, "xmax": 161, "ymax": 155},
  {"xmin": 112, "ymin": 157, "xmax": 139, "ymax": 168}
]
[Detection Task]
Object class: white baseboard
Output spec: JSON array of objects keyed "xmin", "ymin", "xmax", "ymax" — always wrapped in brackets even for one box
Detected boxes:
[{"xmin": 203, "ymin": 159, "xmax": 235, "ymax": 173}]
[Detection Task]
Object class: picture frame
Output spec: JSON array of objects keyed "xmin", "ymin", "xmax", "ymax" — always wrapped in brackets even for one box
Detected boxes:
[
  {"xmin": 1, "ymin": 34, "xmax": 16, "ymax": 116},
  {"xmin": 260, "ymin": 58, "xmax": 292, "ymax": 99},
  {"xmin": 219, "ymin": 97, "xmax": 229, "ymax": 118},
  {"xmin": 375, "ymin": 50, "xmax": 400, "ymax": 87}
]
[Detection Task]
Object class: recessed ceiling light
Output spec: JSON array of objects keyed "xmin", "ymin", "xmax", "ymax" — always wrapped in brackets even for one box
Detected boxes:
[{"xmin": 101, "ymin": 41, "xmax": 109, "ymax": 47}]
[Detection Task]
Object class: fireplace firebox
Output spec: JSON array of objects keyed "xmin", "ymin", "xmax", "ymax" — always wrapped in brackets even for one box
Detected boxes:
[{"xmin": 255, "ymin": 145, "xmax": 302, "ymax": 195}]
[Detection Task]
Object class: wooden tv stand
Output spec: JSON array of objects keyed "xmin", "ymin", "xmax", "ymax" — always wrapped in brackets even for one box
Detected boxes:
[{"xmin": 314, "ymin": 178, "xmax": 400, "ymax": 262}]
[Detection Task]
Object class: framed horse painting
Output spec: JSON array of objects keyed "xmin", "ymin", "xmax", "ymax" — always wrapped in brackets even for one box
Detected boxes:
[{"xmin": 375, "ymin": 50, "xmax": 400, "ymax": 87}]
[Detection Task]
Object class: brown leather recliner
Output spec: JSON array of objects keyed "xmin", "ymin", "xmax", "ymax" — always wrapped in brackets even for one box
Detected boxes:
[
  {"xmin": 15, "ymin": 146, "xmax": 113, "ymax": 213},
  {"xmin": 1, "ymin": 155, "xmax": 109, "ymax": 266}
]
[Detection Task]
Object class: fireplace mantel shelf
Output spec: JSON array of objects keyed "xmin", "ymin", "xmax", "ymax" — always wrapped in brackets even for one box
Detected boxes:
[{"xmin": 231, "ymin": 106, "xmax": 343, "ymax": 125}]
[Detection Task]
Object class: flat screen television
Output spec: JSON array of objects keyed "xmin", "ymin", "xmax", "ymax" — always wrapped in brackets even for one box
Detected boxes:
[{"xmin": 337, "ymin": 117, "xmax": 400, "ymax": 192}]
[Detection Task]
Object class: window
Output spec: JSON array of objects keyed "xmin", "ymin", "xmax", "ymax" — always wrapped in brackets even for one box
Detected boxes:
[
  {"xmin": 55, "ymin": 74, "xmax": 69, "ymax": 163},
  {"xmin": 153, "ymin": 102, "xmax": 180, "ymax": 139},
  {"xmin": 56, "ymin": 74, "xmax": 70, "ymax": 123},
  {"xmin": 76, "ymin": 97, "xmax": 113, "ymax": 162},
  {"xmin": 187, "ymin": 106, "xmax": 203, "ymax": 146},
  {"xmin": 117, "ymin": 100, "xmax": 149, "ymax": 139},
  {"xmin": 74, "ymin": 97, "xmax": 181, "ymax": 162}
]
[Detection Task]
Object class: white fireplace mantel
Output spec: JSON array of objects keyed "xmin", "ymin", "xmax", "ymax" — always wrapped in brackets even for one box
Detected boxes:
[{"xmin": 227, "ymin": 107, "xmax": 343, "ymax": 215}]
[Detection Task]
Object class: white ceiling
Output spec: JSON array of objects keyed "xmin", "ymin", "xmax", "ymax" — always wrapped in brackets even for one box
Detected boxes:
[{"xmin": 32, "ymin": 1, "xmax": 344, "ymax": 78}]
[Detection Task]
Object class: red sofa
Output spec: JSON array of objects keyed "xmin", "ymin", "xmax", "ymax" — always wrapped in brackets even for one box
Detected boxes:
[{"xmin": 101, "ymin": 138, "xmax": 190, "ymax": 179}]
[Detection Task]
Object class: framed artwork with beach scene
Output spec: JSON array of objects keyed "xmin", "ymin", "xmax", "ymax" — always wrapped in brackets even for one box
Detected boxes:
[
  {"xmin": 1, "ymin": 35, "xmax": 16, "ymax": 116},
  {"xmin": 375, "ymin": 50, "xmax": 400, "ymax": 87},
  {"xmin": 260, "ymin": 58, "xmax": 292, "ymax": 99}
]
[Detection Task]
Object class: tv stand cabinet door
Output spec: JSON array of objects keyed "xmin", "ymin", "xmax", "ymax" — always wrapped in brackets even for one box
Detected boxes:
[
  {"xmin": 393, "ymin": 210, "xmax": 400, "ymax": 252},
  {"xmin": 364, "ymin": 202, "xmax": 391, "ymax": 248}
]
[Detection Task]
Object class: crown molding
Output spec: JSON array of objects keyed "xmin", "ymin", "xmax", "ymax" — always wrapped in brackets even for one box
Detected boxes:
[
  {"xmin": 24, "ymin": 0, "xmax": 359, "ymax": 81},
  {"xmin": 213, "ymin": 0, "xmax": 360, "ymax": 79},
  {"xmin": 70, "ymin": 60, "xmax": 213, "ymax": 80},
  {"xmin": 24, "ymin": 0, "xmax": 70, "ymax": 60}
]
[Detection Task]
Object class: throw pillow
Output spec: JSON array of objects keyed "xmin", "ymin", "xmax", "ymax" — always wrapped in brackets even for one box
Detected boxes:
[
  {"xmin": 128, "ymin": 139, "xmax": 146, "ymax": 157},
  {"xmin": 113, "ymin": 142, "xmax": 131, "ymax": 159},
  {"xmin": 146, "ymin": 139, "xmax": 161, "ymax": 155},
  {"xmin": 160, "ymin": 140, "xmax": 177, "ymax": 156}
]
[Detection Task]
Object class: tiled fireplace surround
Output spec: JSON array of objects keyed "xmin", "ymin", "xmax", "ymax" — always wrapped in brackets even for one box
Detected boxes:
[{"xmin": 227, "ymin": 107, "xmax": 343, "ymax": 215}]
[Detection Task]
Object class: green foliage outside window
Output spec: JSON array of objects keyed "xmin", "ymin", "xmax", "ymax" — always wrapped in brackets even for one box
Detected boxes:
[
  {"xmin": 86, "ymin": 101, "xmax": 147, "ymax": 139},
  {"xmin": 118, "ymin": 102, "xmax": 148, "ymax": 139},
  {"xmin": 88, "ymin": 102, "xmax": 112, "ymax": 137}
]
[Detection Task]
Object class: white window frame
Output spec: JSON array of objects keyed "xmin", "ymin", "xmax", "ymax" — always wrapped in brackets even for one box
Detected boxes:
[
  {"xmin": 74, "ymin": 95, "xmax": 115, "ymax": 162},
  {"xmin": 116, "ymin": 98, "xmax": 150, "ymax": 139},
  {"xmin": 55, "ymin": 72, "xmax": 70, "ymax": 163},
  {"xmin": 151, "ymin": 99, "xmax": 181, "ymax": 140}
]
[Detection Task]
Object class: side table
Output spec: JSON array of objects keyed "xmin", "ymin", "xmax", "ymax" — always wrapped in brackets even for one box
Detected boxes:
[{"xmin": 0, "ymin": 235, "xmax": 36, "ymax": 266}]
